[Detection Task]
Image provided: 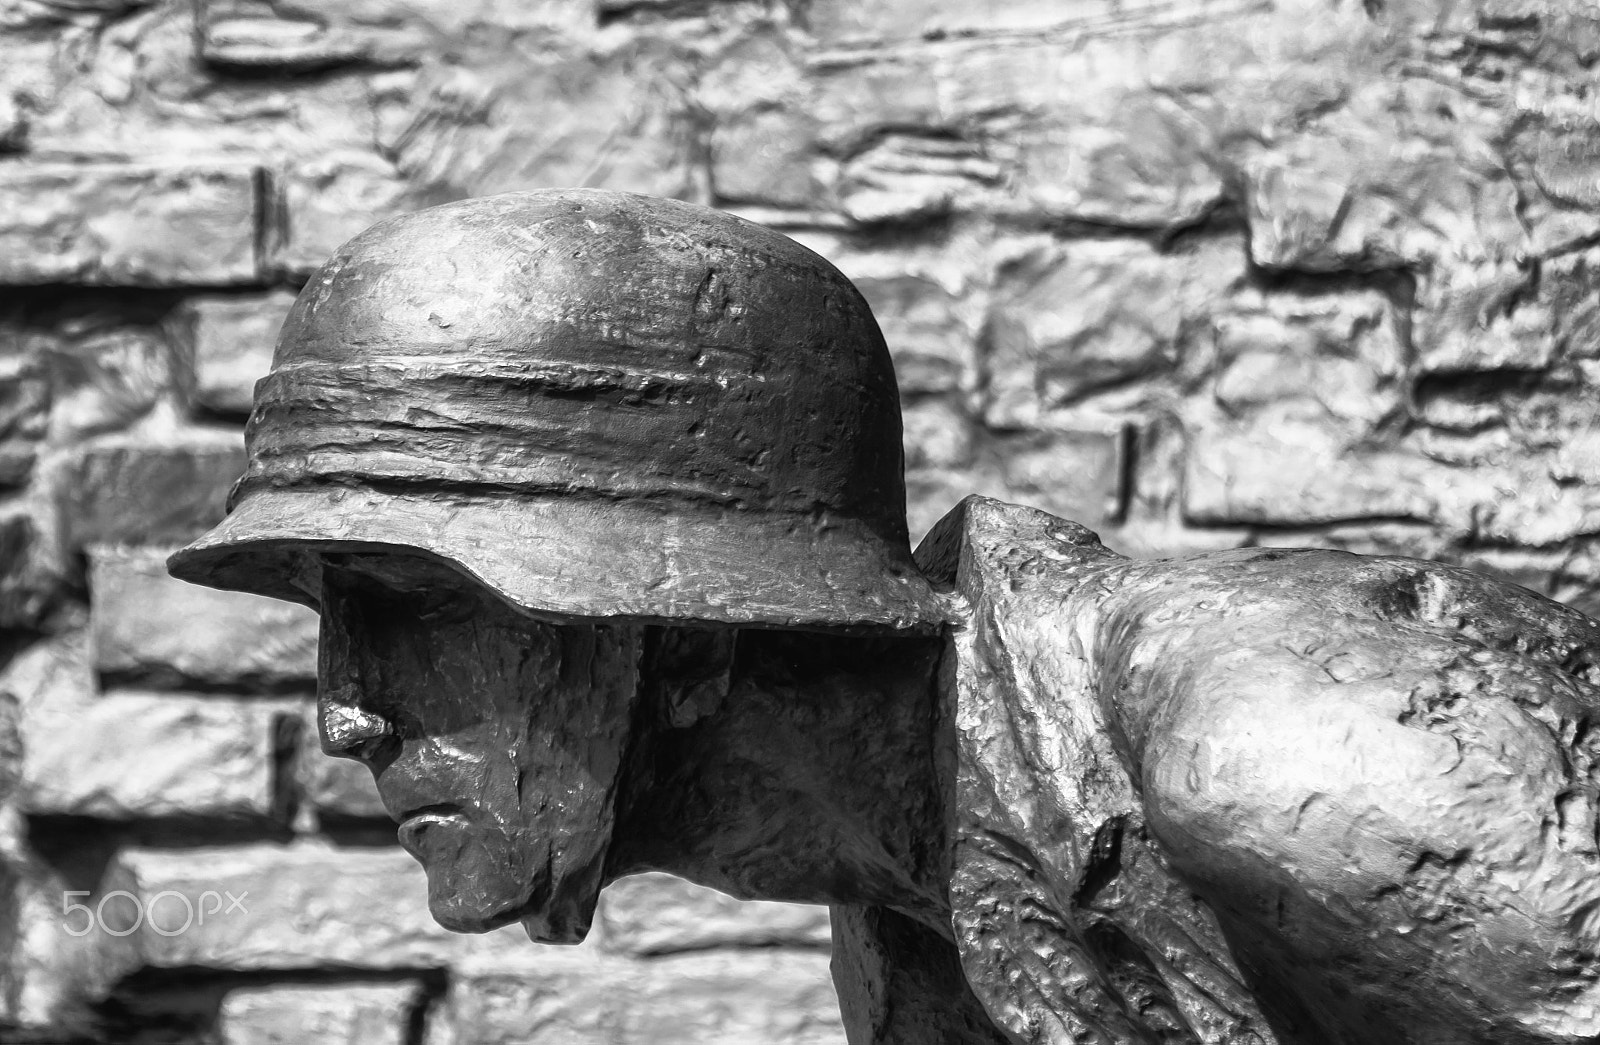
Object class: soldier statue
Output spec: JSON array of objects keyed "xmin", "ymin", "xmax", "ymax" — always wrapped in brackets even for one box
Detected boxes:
[{"xmin": 170, "ymin": 190, "xmax": 1600, "ymax": 1045}]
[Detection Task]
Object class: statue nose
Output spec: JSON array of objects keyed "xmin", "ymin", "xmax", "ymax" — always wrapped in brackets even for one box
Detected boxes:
[{"xmin": 319, "ymin": 682, "xmax": 400, "ymax": 764}]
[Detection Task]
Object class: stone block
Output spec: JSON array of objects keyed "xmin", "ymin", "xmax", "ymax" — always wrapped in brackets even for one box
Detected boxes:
[
  {"xmin": 219, "ymin": 982, "xmax": 421, "ymax": 1045},
  {"xmin": 903, "ymin": 425, "xmax": 1127, "ymax": 543},
  {"xmin": 836, "ymin": 132, "xmax": 1002, "ymax": 225},
  {"xmin": 43, "ymin": 324, "xmax": 180, "ymax": 443},
  {"xmin": 0, "ymin": 686, "xmax": 18, "ymax": 810},
  {"xmin": 1, "ymin": 627, "xmax": 95, "ymax": 723},
  {"xmin": 998, "ymin": 427, "xmax": 1127, "ymax": 530},
  {"xmin": 902, "ymin": 398, "xmax": 975, "ymax": 471},
  {"xmin": 0, "ymin": 849, "xmax": 144, "ymax": 1034},
  {"xmin": 21, "ymin": 690, "xmax": 294, "ymax": 820},
  {"xmin": 102, "ymin": 843, "xmax": 535, "ymax": 970},
  {"xmin": 199, "ymin": 0, "xmax": 425, "ymax": 70},
  {"xmin": 1242, "ymin": 82, "xmax": 1523, "ymax": 274},
  {"xmin": 0, "ymin": 504, "xmax": 61, "ymax": 630},
  {"xmin": 983, "ymin": 237, "xmax": 1245, "ymax": 428},
  {"xmin": 809, "ymin": 0, "xmax": 1241, "ymax": 46},
  {"xmin": 1010, "ymin": 101, "xmax": 1224, "ymax": 231},
  {"xmin": 58, "ymin": 428, "xmax": 244, "ymax": 549},
  {"xmin": 809, "ymin": 53, "xmax": 942, "ymax": 150},
  {"xmin": 0, "ymin": 342, "xmax": 48, "ymax": 486},
  {"xmin": 856, "ymin": 273, "xmax": 974, "ymax": 396},
  {"xmin": 1172, "ymin": 285, "xmax": 1600, "ymax": 543},
  {"xmin": 274, "ymin": 154, "xmax": 414, "ymax": 278},
  {"xmin": 597, "ymin": 873, "xmax": 831, "ymax": 957},
  {"xmin": 198, "ymin": 0, "xmax": 589, "ymax": 70},
  {"xmin": 1544, "ymin": 248, "xmax": 1600, "ymax": 362},
  {"xmin": 428, "ymin": 950, "xmax": 843, "ymax": 1045},
  {"xmin": 1507, "ymin": 108, "xmax": 1600, "ymax": 255},
  {"xmin": 0, "ymin": 91, "xmax": 25, "ymax": 153},
  {"xmin": 710, "ymin": 108, "xmax": 823, "ymax": 209},
  {"xmin": 300, "ymin": 743, "xmax": 388, "ymax": 820},
  {"xmin": 390, "ymin": 44, "xmax": 697, "ymax": 206},
  {"xmin": 1, "ymin": 640, "xmax": 137, "ymax": 1023},
  {"xmin": 0, "ymin": 162, "xmax": 261, "ymax": 286},
  {"xmin": 598, "ymin": 0, "xmax": 746, "ymax": 14},
  {"xmin": 1467, "ymin": 478, "xmax": 1600, "ymax": 547},
  {"xmin": 906, "ymin": 466, "xmax": 1005, "ymax": 545},
  {"xmin": 810, "ymin": 42, "xmax": 1225, "ymax": 229},
  {"xmin": 1458, "ymin": 542, "xmax": 1600, "ymax": 621},
  {"xmin": 1247, "ymin": 520, "xmax": 1452, "ymax": 561},
  {"xmin": 88, "ymin": 544, "xmax": 317, "ymax": 687},
  {"xmin": 170, "ymin": 291, "xmax": 297, "ymax": 416},
  {"xmin": 1182, "ymin": 413, "xmax": 1435, "ymax": 528},
  {"xmin": 1412, "ymin": 261, "xmax": 1555, "ymax": 375},
  {"xmin": 803, "ymin": 233, "xmax": 986, "ymax": 398},
  {"xmin": 1188, "ymin": 403, "xmax": 1600, "ymax": 545},
  {"xmin": 1203, "ymin": 291, "xmax": 1405, "ymax": 428},
  {"xmin": 1412, "ymin": 246, "xmax": 1600, "ymax": 377},
  {"xmin": 1181, "ymin": 291, "xmax": 1425, "ymax": 529}
]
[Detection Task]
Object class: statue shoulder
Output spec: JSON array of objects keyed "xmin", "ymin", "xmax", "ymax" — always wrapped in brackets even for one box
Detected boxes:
[
  {"xmin": 913, "ymin": 495, "xmax": 1125, "ymax": 612},
  {"xmin": 924, "ymin": 498, "xmax": 1279, "ymax": 1044}
]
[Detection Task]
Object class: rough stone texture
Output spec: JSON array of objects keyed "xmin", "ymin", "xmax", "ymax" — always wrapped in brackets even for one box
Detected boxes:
[
  {"xmin": 218, "ymin": 982, "xmax": 421, "ymax": 1045},
  {"xmin": 299, "ymin": 744, "xmax": 388, "ymax": 820},
  {"xmin": 197, "ymin": 0, "xmax": 590, "ymax": 71},
  {"xmin": 427, "ymin": 949, "xmax": 844, "ymax": 1045},
  {"xmin": 89, "ymin": 544, "xmax": 318, "ymax": 687},
  {"xmin": 809, "ymin": 41, "xmax": 1228, "ymax": 229},
  {"xmin": 0, "ymin": 501, "xmax": 62, "ymax": 630},
  {"xmin": 0, "ymin": 163, "xmax": 261, "ymax": 286},
  {"xmin": 0, "ymin": 344, "xmax": 49, "ymax": 487},
  {"xmin": 169, "ymin": 291, "xmax": 297, "ymax": 417},
  {"xmin": 21, "ymin": 690, "xmax": 293, "ymax": 819},
  {"xmin": 982, "ymin": 237, "xmax": 1246, "ymax": 428},
  {"xmin": 57, "ymin": 428, "xmax": 245, "ymax": 550},
  {"xmin": 918, "ymin": 495, "xmax": 1600, "ymax": 1042},
  {"xmin": 385, "ymin": 39, "xmax": 702, "ymax": 207},
  {"xmin": 39, "ymin": 322, "xmax": 182, "ymax": 444},
  {"xmin": 598, "ymin": 873, "xmax": 832, "ymax": 956},
  {"xmin": 4, "ymin": 0, "xmax": 1600, "ymax": 1038},
  {"xmin": 274, "ymin": 154, "xmax": 415, "ymax": 278},
  {"xmin": 1181, "ymin": 289, "xmax": 1411, "ymax": 527},
  {"xmin": 810, "ymin": 0, "xmax": 1239, "ymax": 47},
  {"xmin": 102, "ymin": 843, "xmax": 534, "ymax": 970},
  {"xmin": 905, "ymin": 425, "xmax": 1127, "ymax": 543},
  {"xmin": 1, "ymin": 852, "xmax": 144, "ymax": 1036}
]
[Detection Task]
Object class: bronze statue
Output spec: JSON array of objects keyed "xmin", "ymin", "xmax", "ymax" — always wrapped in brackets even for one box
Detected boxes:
[{"xmin": 168, "ymin": 190, "xmax": 1600, "ymax": 1045}]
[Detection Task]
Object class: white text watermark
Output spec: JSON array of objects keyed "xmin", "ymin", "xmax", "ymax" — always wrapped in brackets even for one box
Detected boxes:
[{"xmin": 62, "ymin": 889, "xmax": 249, "ymax": 937}]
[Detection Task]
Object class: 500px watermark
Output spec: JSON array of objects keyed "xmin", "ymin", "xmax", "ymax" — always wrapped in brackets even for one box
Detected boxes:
[{"xmin": 62, "ymin": 890, "xmax": 249, "ymax": 937}]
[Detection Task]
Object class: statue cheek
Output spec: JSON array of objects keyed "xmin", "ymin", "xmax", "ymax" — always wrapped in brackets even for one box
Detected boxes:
[{"xmin": 503, "ymin": 627, "xmax": 645, "ymax": 941}]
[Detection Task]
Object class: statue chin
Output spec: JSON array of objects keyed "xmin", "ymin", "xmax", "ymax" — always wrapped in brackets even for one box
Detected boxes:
[
  {"xmin": 400, "ymin": 811, "xmax": 603, "ymax": 940},
  {"xmin": 519, "ymin": 899, "xmax": 595, "ymax": 945},
  {"xmin": 421, "ymin": 867, "xmax": 596, "ymax": 941},
  {"xmin": 401, "ymin": 814, "xmax": 536, "ymax": 933}
]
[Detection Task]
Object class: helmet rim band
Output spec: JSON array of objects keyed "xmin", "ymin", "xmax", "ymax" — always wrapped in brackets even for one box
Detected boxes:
[{"xmin": 171, "ymin": 483, "xmax": 950, "ymax": 635}]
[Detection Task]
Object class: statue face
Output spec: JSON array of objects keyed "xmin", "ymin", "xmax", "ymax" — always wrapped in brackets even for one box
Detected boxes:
[{"xmin": 315, "ymin": 553, "xmax": 644, "ymax": 942}]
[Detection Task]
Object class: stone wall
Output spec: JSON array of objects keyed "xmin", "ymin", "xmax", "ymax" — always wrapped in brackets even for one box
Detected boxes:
[{"xmin": 2, "ymin": 0, "xmax": 1598, "ymax": 1039}]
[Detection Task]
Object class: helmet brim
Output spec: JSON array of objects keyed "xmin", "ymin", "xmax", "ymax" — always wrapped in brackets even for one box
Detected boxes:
[{"xmin": 167, "ymin": 485, "xmax": 950, "ymax": 634}]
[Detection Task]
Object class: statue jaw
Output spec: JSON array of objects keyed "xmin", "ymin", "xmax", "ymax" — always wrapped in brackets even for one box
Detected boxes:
[{"xmin": 397, "ymin": 806, "xmax": 607, "ymax": 944}]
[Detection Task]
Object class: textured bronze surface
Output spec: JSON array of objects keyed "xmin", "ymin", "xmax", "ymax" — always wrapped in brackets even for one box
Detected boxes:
[
  {"xmin": 922, "ymin": 496, "xmax": 1600, "ymax": 1044},
  {"xmin": 172, "ymin": 190, "xmax": 1600, "ymax": 1044},
  {"xmin": 169, "ymin": 189, "xmax": 943, "ymax": 633}
]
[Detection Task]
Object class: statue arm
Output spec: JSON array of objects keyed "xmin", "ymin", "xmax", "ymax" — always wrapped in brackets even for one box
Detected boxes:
[{"xmin": 1102, "ymin": 549, "xmax": 1600, "ymax": 1044}]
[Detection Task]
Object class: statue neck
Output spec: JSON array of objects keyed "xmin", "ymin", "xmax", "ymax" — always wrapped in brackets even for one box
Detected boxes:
[{"xmin": 605, "ymin": 627, "xmax": 951, "ymax": 918}]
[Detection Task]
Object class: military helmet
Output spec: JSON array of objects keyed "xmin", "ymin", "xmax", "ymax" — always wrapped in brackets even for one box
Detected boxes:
[{"xmin": 168, "ymin": 189, "xmax": 946, "ymax": 633}]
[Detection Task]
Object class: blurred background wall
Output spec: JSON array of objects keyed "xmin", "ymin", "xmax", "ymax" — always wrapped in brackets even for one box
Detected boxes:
[{"xmin": 1, "ymin": 0, "xmax": 1598, "ymax": 1039}]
